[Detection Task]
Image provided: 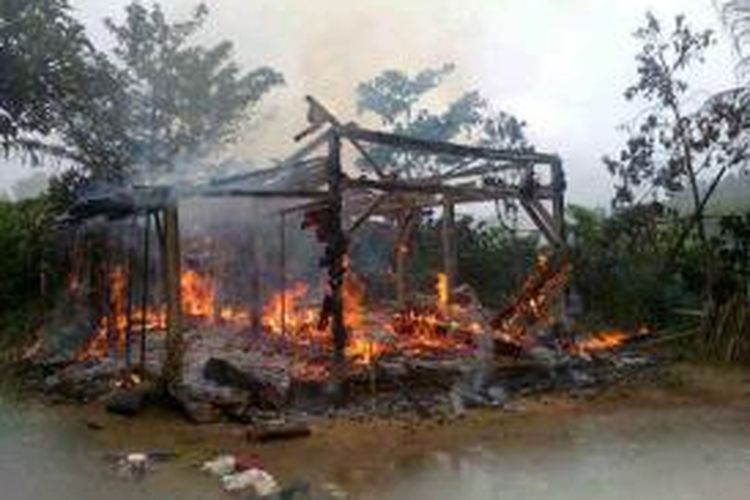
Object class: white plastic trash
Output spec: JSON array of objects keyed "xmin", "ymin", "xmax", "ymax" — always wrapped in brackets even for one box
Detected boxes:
[
  {"xmin": 201, "ymin": 455, "xmax": 236, "ymax": 476},
  {"xmin": 221, "ymin": 468, "xmax": 280, "ymax": 496}
]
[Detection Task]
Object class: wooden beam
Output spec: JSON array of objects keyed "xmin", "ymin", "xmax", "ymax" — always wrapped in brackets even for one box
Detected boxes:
[
  {"xmin": 519, "ymin": 199, "xmax": 563, "ymax": 247},
  {"xmin": 343, "ymin": 176, "xmax": 556, "ymax": 200},
  {"xmin": 199, "ymin": 189, "xmax": 329, "ymax": 199},
  {"xmin": 342, "ymin": 125, "xmax": 560, "ymax": 164},
  {"xmin": 304, "ymin": 96, "xmax": 388, "ymax": 178},
  {"xmin": 209, "ymin": 130, "xmax": 331, "ymax": 187},
  {"xmin": 526, "ymin": 198, "xmax": 559, "ymax": 241},
  {"xmin": 438, "ymin": 161, "xmax": 530, "ymax": 181},
  {"xmin": 345, "ymin": 193, "xmax": 391, "ymax": 236}
]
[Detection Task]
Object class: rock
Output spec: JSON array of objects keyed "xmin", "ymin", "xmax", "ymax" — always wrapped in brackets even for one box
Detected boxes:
[
  {"xmin": 204, "ymin": 358, "xmax": 268, "ymax": 392},
  {"xmin": 246, "ymin": 421, "xmax": 312, "ymax": 443},
  {"xmin": 180, "ymin": 399, "xmax": 223, "ymax": 424},
  {"xmin": 486, "ymin": 385, "xmax": 509, "ymax": 406},
  {"xmin": 203, "ymin": 357, "xmax": 289, "ymax": 408},
  {"xmin": 105, "ymin": 386, "xmax": 152, "ymax": 416},
  {"xmin": 85, "ymin": 420, "xmax": 105, "ymax": 431}
]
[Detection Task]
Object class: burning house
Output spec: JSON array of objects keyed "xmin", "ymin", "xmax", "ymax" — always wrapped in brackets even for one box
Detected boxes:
[{"xmin": 40, "ymin": 97, "xmax": 650, "ymax": 422}]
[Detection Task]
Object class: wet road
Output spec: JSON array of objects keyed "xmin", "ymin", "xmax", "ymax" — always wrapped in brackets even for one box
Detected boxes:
[{"xmin": 0, "ymin": 395, "xmax": 749, "ymax": 499}]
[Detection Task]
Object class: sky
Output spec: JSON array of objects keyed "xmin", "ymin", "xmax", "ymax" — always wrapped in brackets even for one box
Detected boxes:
[{"xmin": 1, "ymin": 0, "xmax": 740, "ymax": 207}]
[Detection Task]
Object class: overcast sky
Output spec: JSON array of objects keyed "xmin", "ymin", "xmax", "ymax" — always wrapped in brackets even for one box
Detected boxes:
[{"xmin": 2, "ymin": 0, "xmax": 740, "ymax": 207}]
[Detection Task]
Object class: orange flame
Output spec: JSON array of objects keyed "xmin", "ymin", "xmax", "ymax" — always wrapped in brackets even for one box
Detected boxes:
[
  {"xmin": 436, "ymin": 272, "xmax": 449, "ymax": 311},
  {"xmin": 76, "ymin": 249, "xmax": 639, "ymax": 381},
  {"xmin": 180, "ymin": 269, "xmax": 216, "ymax": 320}
]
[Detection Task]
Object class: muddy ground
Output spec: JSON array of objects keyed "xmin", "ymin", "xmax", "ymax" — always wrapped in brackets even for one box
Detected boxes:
[{"xmin": 2, "ymin": 362, "xmax": 742, "ymax": 499}]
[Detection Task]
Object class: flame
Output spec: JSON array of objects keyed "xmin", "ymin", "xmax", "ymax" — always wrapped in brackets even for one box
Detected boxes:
[
  {"xmin": 181, "ymin": 269, "xmax": 216, "ymax": 320},
  {"xmin": 262, "ymin": 282, "xmax": 319, "ymax": 338},
  {"xmin": 75, "ymin": 248, "xmax": 640, "ymax": 381},
  {"xmin": 571, "ymin": 330, "xmax": 629, "ymax": 355},
  {"xmin": 436, "ymin": 272, "xmax": 449, "ymax": 311}
]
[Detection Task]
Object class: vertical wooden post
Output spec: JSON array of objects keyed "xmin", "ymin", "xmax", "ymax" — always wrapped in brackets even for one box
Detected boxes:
[
  {"xmin": 395, "ymin": 211, "xmax": 413, "ymax": 308},
  {"xmin": 551, "ymin": 158, "xmax": 566, "ymax": 246},
  {"xmin": 279, "ymin": 212, "xmax": 287, "ymax": 337},
  {"xmin": 249, "ymin": 234, "xmax": 262, "ymax": 337},
  {"xmin": 550, "ymin": 158, "xmax": 567, "ymax": 323},
  {"xmin": 140, "ymin": 211, "xmax": 151, "ymax": 373},
  {"xmin": 441, "ymin": 197, "xmax": 457, "ymax": 302},
  {"xmin": 327, "ymin": 132, "xmax": 348, "ymax": 396},
  {"xmin": 396, "ymin": 228, "xmax": 407, "ymax": 308},
  {"xmin": 125, "ymin": 215, "xmax": 137, "ymax": 368},
  {"xmin": 162, "ymin": 203, "xmax": 183, "ymax": 388}
]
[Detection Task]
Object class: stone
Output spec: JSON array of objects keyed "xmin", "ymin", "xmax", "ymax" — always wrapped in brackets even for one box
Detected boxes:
[{"xmin": 105, "ymin": 386, "xmax": 152, "ymax": 416}]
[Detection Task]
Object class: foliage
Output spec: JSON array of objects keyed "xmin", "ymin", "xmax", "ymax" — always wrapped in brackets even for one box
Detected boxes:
[
  {"xmin": 1, "ymin": 1, "xmax": 284, "ymax": 185},
  {"xmin": 0, "ymin": 0, "xmax": 117, "ymax": 164},
  {"xmin": 567, "ymin": 204, "xmax": 695, "ymax": 328},
  {"xmin": 0, "ymin": 197, "xmax": 61, "ymax": 346},
  {"xmin": 406, "ymin": 214, "xmax": 538, "ymax": 307},
  {"xmin": 104, "ymin": 2, "xmax": 284, "ymax": 176},
  {"xmin": 604, "ymin": 12, "xmax": 748, "ymax": 226},
  {"xmin": 0, "ymin": 0, "xmax": 84, "ymax": 142},
  {"xmin": 698, "ymin": 212, "xmax": 750, "ymax": 364},
  {"xmin": 356, "ymin": 64, "xmax": 529, "ymax": 177}
]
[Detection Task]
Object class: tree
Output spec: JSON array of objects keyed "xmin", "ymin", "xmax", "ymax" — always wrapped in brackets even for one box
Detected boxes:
[
  {"xmin": 104, "ymin": 2, "xmax": 284, "ymax": 178},
  {"xmin": 0, "ymin": 0, "xmax": 106, "ymax": 161},
  {"xmin": 356, "ymin": 64, "xmax": 529, "ymax": 178},
  {"xmin": 604, "ymin": 12, "xmax": 750, "ymax": 303},
  {"xmin": 605, "ymin": 13, "xmax": 747, "ymax": 230}
]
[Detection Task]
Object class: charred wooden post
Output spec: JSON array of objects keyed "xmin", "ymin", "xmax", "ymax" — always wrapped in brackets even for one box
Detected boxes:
[
  {"xmin": 395, "ymin": 215, "xmax": 408, "ymax": 308},
  {"xmin": 441, "ymin": 197, "xmax": 457, "ymax": 302},
  {"xmin": 125, "ymin": 216, "xmax": 137, "ymax": 367},
  {"xmin": 103, "ymin": 241, "xmax": 117, "ymax": 362},
  {"xmin": 394, "ymin": 210, "xmax": 416, "ymax": 307},
  {"xmin": 325, "ymin": 132, "xmax": 348, "ymax": 398},
  {"xmin": 279, "ymin": 212, "xmax": 287, "ymax": 337},
  {"xmin": 550, "ymin": 157, "xmax": 568, "ymax": 321},
  {"xmin": 250, "ymin": 235, "xmax": 262, "ymax": 337},
  {"xmin": 551, "ymin": 157, "xmax": 566, "ymax": 245},
  {"xmin": 139, "ymin": 211, "xmax": 151, "ymax": 372},
  {"xmin": 161, "ymin": 203, "xmax": 183, "ymax": 388}
]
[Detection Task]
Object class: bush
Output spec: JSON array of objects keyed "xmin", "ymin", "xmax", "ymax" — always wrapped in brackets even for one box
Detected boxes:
[{"xmin": 0, "ymin": 197, "xmax": 61, "ymax": 348}]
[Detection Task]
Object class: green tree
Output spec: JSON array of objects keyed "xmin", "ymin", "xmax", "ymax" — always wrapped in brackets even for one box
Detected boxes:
[
  {"xmin": 568, "ymin": 204, "xmax": 695, "ymax": 327},
  {"xmin": 0, "ymin": 0, "xmax": 111, "ymax": 161},
  {"xmin": 604, "ymin": 13, "xmax": 748, "ymax": 244},
  {"xmin": 356, "ymin": 64, "xmax": 529, "ymax": 177},
  {"xmin": 604, "ymin": 12, "xmax": 750, "ymax": 309},
  {"xmin": 104, "ymin": 2, "xmax": 284, "ymax": 177}
]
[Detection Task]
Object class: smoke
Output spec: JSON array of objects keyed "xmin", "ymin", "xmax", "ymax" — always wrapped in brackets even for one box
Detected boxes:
[
  {"xmin": 68, "ymin": 0, "xmax": 737, "ymax": 209},
  {"xmin": 158, "ymin": 0, "xmax": 487, "ymax": 163}
]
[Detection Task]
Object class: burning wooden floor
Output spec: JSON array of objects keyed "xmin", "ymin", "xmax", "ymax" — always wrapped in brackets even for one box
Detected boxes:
[{"xmin": 35, "ymin": 254, "xmax": 656, "ymax": 424}]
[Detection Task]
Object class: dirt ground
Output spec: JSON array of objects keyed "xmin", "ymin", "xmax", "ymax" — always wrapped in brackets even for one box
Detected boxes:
[{"xmin": 45, "ymin": 362, "xmax": 749, "ymax": 497}]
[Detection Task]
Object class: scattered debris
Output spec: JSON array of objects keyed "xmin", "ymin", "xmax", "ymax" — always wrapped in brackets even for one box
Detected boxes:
[
  {"xmin": 201, "ymin": 455, "xmax": 237, "ymax": 477},
  {"xmin": 222, "ymin": 467, "xmax": 280, "ymax": 495},
  {"xmin": 202, "ymin": 453, "xmax": 283, "ymax": 497},
  {"xmin": 104, "ymin": 383, "xmax": 153, "ymax": 416},
  {"xmin": 104, "ymin": 450, "xmax": 175, "ymax": 480},
  {"xmin": 247, "ymin": 420, "xmax": 312, "ymax": 443}
]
